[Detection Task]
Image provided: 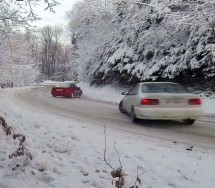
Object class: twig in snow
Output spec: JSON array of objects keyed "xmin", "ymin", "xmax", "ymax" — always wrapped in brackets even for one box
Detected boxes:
[
  {"xmin": 0, "ymin": 116, "xmax": 32, "ymax": 166},
  {"xmin": 104, "ymin": 125, "xmax": 115, "ymax": 170},
  {"xmin": 103, "ymin": 125, "xmax": 125, "ymax": 188}
]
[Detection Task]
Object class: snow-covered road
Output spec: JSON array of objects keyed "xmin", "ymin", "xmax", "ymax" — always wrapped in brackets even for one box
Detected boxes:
[{"xmin": 13, "ymin": 86, "xmax": 215, "ymax": 150}]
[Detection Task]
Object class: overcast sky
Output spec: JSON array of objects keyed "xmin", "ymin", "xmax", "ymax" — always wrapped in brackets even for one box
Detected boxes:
[{"xmin": 33, "ymin": 0, "xmax": 80, "ymax": 27}]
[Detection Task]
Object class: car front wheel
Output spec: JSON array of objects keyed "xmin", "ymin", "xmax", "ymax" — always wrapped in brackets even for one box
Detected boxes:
[
  {"xmin": 183, "ymin": 119, "xmax": 195, "ymax": 125},
  {"xmin": 119, "ymin": 101, "xmax": 125, "ymax": 113}
]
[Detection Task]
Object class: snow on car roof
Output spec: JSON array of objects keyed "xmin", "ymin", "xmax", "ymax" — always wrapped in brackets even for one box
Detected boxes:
[
  {"xmin": 55, "ymin": 83, "xmax": 76, "ymax": 88},
  {"xmin": 140, "ymin": 82, "xmax": 178, "ymax": 85}
]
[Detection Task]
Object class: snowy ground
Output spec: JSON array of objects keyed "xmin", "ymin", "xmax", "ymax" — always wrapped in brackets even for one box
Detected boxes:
[{"xmin": 0, "ymin": 83, "xmax": 215, "ymax": 188}]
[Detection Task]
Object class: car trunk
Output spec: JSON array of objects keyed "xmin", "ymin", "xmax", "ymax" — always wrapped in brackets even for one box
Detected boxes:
[{"xmin": 52, "ymin": 87, "xmax": 71, "ymax": 95}]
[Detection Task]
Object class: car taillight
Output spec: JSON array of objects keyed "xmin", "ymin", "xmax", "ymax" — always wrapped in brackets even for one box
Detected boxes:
[
  {"xmin": 188, "ymin": 99, "xmax": 202, "ymax": 105},
  {"xmin": 140, "ymin": 99, "xmax": 159, "ymax": 105}
]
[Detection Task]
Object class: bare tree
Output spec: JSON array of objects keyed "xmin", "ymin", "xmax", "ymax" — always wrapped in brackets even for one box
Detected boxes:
[
  {"xmin": 39, "ymin": 25, "xmax": 61, "ymax": 78},
  {"xmin": 39, "ymin": 25, "xmax": 73, "ymax": 81},
  {"xmin": 0, "ymin": 0, "xmax": 59, "ymax": 35}
]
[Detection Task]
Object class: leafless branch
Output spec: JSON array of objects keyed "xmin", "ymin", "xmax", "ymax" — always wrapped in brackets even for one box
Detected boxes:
[
  {"xmin": 0, "ymin": 0, "xmax": 60, "ymax": 36},
  {"xmin": 134, "ymin": 166, "xmax": 142, "ymax": 187},
  {"xmin": 114, "ymin": 144, "xmax": 122, "ymax": 169}
]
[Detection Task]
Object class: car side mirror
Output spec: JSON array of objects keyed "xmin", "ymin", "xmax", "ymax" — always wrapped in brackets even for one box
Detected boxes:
[
  {"xmin": 186, "ymin": 86, "xmax": 193, "ymax": 93},
  {"xmin": 121, "ymin": 91, "xmax": 127, "ymax": 95}
]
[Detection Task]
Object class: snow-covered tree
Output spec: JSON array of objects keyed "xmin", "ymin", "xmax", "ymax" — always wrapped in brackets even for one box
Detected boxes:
[
  {"xmin": 67, "ymin": 0, "xmax": 118, "ymax": 82},
  {"xmin": 12, "ymin": 64, "xmax": 40, "ymax": 87},
  {"xmin": 0, "ymin": 0, "xmax": 60, "ymax": 87},
  {"xmin": 0, "ymin": 32, "xmax": 40, "ymax": 87},
  {"xmin": 68, "ymin": 0, "xmax": 215, "ymax": 90},
  {"xmin": 0, "ymin": 0, "xmax": 59, "ymax": 35}
]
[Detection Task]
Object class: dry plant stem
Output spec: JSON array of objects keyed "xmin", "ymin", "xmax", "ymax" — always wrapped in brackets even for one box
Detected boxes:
[
  {"xmin": 135, "ymin": 166, "xmax": 142, "ymax": 187},
  {"xmin": 104, "ymin": 125, "xmax": 125, "ymax": 188},
  {"xmin": 104, "ymin": 125, "xmax": 115, "ymax": 170},
  {"xmin": 114, "ymin": 144, "xmax": 122, "ymax": 169},
  {"xmin": 103, "ymin": 126, "xmax": 143, "ymax": 188},
  {"xmin": 0, "ymin": 116, "xmax": 32, "ymax": 160}
]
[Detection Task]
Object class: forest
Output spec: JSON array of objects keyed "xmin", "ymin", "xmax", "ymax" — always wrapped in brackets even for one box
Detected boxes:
[{"xmin": 1, "ymin": 0, "xmax": 215, "ymax": 92}]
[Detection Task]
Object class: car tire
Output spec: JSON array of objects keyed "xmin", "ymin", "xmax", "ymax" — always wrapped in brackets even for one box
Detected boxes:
[
  {"xmin": 183, "ymin": 119, "xmax": 195, "ymax": 125},
  {"xmin": 119, "ymin": 101, "xmax": 125, "ymax": 113},
  {"xmin": 70, "ymin": 93, "xmax": 74, "ymax": 98},
  {"xmin": 131, "ymin": 107, "xmax": 138, "ymax": 123}
]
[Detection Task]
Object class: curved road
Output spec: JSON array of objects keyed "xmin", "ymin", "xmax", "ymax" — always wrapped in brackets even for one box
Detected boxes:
[{"xmin": 12, "ymin": 86, "xmax": 215, "ymax": 150}]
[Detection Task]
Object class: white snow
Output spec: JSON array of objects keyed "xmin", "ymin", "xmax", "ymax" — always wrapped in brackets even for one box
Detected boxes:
[
  {"xmin": 0, "ymin": 84, "xmax": 215, "ymax": 188},
  {"xmin": 202, "ymin": 99, "xmax": 215, "ymax": 115},
  {"xmin": 77, "ymin": 82, "xmax": 124, "ymax": 104}
]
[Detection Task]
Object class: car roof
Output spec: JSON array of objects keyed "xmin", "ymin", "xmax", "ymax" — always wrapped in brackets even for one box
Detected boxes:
[
  {"xmin": 139, "ymin": 82, "xmax": 178, "ymax": 85},
  {"xmin": 55, "ymin": 83, "xmax": 76, "ymax": 87}
]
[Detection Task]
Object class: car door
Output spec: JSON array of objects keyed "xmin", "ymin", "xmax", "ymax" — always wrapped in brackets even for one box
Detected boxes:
[
  {"xmin": 122, "ymin": 86, "xmax": 133, "ymax": 112},
  {"xmin": 123, "ymin": 85, "xmax": 138, "ymax": 113},
  {"xmin": 70, "ymin": 84, "xmax": 77, "ymax": 96},
  {"xmin": 126, "ymin": 85, "xmax": 139, "ymax": 114}
]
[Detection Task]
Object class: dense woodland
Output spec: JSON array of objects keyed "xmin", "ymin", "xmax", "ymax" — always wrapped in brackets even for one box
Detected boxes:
[{"xmin": 1, "ymin": 0, "xmax": 215, "ymax": 91}]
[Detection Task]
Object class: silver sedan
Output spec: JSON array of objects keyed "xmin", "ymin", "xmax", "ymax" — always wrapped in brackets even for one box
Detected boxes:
[{"xmin": 119, "ymin": 82, "xmax": 203, "ymax": 125}]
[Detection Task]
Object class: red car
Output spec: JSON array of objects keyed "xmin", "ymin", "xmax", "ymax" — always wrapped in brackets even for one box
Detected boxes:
[{"xmin": 51, "ymin": 83, "xmax": 82, "ymax": 98}]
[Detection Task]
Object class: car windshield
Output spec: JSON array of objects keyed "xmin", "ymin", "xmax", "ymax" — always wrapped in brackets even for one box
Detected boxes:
[{"xmin": 142, "ymin": 83, "xmax": 188, "ymax": 93}]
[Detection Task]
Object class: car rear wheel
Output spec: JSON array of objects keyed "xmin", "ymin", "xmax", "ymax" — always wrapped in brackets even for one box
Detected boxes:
[
  {"xmin": 183, "ymin": 119, "xmax": 195, "ymax": 125},
  {"xmin": 119, "ymin": 101, "xmax": 125, "ymax": 113},
  {"xmin": 131, "ymin": 107, "xmax": 138, "ymax": 123}
]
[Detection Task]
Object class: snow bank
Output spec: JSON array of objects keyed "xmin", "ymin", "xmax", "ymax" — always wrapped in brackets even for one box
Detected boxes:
[
  {"xmin": 202, "ymin": 99, "xmax": 215, "ymax": 115},
  {"xmin": 77, "ymin": 82, "xmax": 124, "ymax": 104}
]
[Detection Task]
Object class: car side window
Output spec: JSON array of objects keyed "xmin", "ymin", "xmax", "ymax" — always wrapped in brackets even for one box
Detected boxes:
[
  {"xmin": 70, "ymin": 84, "xmax": 77, "ymax": 88},
  {"xmin": 142, "ymin": 85, "xmax": 148, "ymax": 93},
  {"xmin": 128, "ymin": 85, "xmax": 138, "ymax": 95}
]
